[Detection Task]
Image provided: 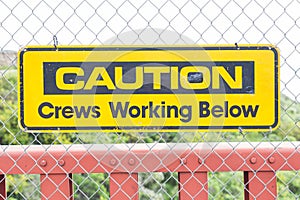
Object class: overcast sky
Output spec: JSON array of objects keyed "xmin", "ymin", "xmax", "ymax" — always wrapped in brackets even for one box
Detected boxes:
[{"xmin": 0, "ymin": 0, "xmax": 299, "ymax": 100}]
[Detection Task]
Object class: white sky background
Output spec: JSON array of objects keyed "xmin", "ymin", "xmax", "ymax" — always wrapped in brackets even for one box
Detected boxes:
[{"xmin": 0, "ymin": 0, "xmax": 299, "ymax": 101}]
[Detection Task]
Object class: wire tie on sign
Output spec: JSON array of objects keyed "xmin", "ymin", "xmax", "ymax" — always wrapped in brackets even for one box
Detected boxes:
[
  {"xmin": 238, "ymin": 126, "xmax": 244, "ymax": 135},
  {"xmin": 235, "ymin": 43, "xmax": 239, "ymax": 50},
  {"xmin": 53, "ymin": 35, "xmax": 58, "ymax": 50}
]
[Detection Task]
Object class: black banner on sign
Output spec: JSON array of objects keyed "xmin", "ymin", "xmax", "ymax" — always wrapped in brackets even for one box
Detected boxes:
[{"xmin": 43, "ymin": 61, "xmax": 254, "ymax": 95}]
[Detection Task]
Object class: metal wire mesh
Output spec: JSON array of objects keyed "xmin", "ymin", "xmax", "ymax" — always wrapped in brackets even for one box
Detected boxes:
[{"xmin": 0, "ymin": 0, "xmax": 300, "ymax": 199}]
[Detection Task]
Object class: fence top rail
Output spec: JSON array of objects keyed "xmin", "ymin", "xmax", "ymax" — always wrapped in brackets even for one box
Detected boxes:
[{"xmin": 0, "ymin": 142, "xmax": 299, "ymax": 174}]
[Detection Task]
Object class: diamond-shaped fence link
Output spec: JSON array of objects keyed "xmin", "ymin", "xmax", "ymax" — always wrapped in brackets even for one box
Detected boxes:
[{"xmin": 0, "ymin": 0, "xmax": 300, "ymax": 199}]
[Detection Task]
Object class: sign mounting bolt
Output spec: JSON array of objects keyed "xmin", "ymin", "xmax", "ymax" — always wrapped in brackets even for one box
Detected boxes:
[
  {"xmin": 110, "ymin": 158, "xmax": 117, "ymax": 166},
  {"xmin": 268, "ymin": 157, "xmax": 275, "ymax": 164},
  {"xmin": 128, "ymin": 158, "xmax": 135, "ymax": 166},
  {"xmin": 58, "ymin": 160, "xmax": 65, "ymax": 166},
  {"xmin": 39, "ymin": 160, "xmax": 47, "ymax": 167},
  {"xmin": 250, "ymin": 157, "xmax": 257, "ymax": 164},
  {"xmin": 198, "ymin": 158, "xmax": 203, "ymax": 164}
]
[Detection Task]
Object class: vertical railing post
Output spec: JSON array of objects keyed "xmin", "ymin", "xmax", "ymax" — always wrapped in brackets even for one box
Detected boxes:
[
  {"xmin": 110, "ymin": 172, "xmax": 138, "ymax": 200},
  {"xmin": 0, "ymin": 175, "xmax": 6, "ymax": 200},
  {"xmin": 244, "ymin": 171, "xmax": 277, "ymax": 200},
  {"xmin": 40, "ymin": 173, "xmax": 73, "ymax": 200},
  {"xmin": 179, "ymin": 172, "xmax": 208, "ymax": 200}
]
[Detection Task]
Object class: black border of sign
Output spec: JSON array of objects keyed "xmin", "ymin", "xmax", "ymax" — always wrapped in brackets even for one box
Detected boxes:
[{"xmin": 19, "ymin": 46, "xmax": 279, "ymax": 132}]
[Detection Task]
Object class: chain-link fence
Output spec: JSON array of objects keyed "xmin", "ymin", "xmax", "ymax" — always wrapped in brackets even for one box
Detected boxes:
[{"xmin": 0, "ymin": 0, "xmax": 300, "ymax": 199}]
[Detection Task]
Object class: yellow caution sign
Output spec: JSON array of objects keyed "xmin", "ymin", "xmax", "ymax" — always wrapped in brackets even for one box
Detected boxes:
[{"xmin": 18, "ymin": 45, "xmax": 279, "ymax": 132}]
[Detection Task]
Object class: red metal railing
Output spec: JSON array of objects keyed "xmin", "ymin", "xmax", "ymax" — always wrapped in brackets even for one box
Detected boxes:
[{"xmin": 0, "ymin": 142, "xmax": 298, "ymax": 199}]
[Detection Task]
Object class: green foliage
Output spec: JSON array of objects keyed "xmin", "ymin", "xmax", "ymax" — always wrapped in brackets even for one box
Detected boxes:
[
  {"xmin": 0, "ymin": 73, "xmax": 76, "ymax": 145},
  {"xmin": 277, "ymin": 171, "xmax": 300, "ymax": 199},
  {"xmin": 73, "ymin": 173, "xmax": 109, "ymax": 200},
  {"xmin": 0, "ymin": 73, "xmax": 31, "ymax": 145},
  {"xmin": 209, "ymin": 172, "xmax": 243, "ymax": 200},
  {"xmin": 139, "ymin": 172, "xmax": 178, "ymax": 200},
  {"xmin": 6, "ymin": 174, "xmax": 40, "ymax": 199}
]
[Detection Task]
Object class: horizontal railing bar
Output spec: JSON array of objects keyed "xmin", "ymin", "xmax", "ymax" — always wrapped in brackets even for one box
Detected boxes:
[{"xmin": 0, "ymin": 142, "xmax": 298, "ymax": 174}]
